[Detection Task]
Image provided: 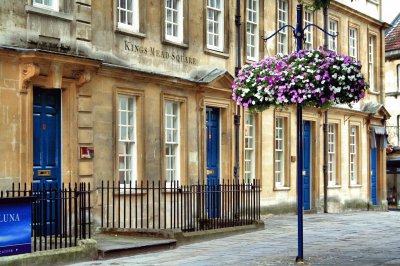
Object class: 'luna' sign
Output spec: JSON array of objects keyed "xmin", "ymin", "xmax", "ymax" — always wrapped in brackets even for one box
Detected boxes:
[{"xmin": 0, "ymin": 197, "xmax": 33, "ymax": 257}]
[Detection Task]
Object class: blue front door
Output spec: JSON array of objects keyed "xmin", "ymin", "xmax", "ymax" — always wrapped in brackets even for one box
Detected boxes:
[
  {"xmin": 33, "ymin": 88, "xmax": 62, "ymax": 233},
  {"xmin": 206, "ymin": 107, "xmax": 220, "ymax": 218},
  {"xmin": 303, "ymin": 121, "xmax": 311, "ymax": 210},
  {"xmin": 371, "ymin": 148, "xmax": 377, "ymax": 205}
]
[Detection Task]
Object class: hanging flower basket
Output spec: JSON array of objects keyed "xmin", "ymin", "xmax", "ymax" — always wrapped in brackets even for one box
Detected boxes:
[{"xmin": 232, "ymin": 48, "xmax": 368, "ymax": 112}]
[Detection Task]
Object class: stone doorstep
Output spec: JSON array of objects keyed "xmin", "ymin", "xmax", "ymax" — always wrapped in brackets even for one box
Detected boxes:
[{"xmin": 94, "ymin": 233, "xmax": 177, "ymax": 259}]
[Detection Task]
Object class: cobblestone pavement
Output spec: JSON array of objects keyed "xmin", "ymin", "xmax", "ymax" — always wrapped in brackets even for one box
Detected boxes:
[{"xmin": 72, "ymin": 211, "xmax": 400, "ymax": 266}]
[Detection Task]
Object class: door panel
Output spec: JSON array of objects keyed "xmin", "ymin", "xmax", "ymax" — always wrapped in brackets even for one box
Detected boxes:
[
  {"xmin": 303, "ymin": 121, "xmax": 311, "ymax": 210},
  {"xmin": 33, "ymin": 88, "xmax": 61, "ymax": 235},
  {"xmin": 33, "ymin": 88, "xmax": 61, "ymax": 186},
  {"xmin": 206, "ymin": 107, "xmax": 220, "ymax": 218},
  {"xmin": 371, "ymin": 148, "xmax": 377, "ymax": 205}
]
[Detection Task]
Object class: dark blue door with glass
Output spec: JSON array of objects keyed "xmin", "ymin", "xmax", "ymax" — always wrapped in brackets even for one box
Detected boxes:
[
  {"xmin": 303, "ymin": 121, "xmax": 311, "ymax": 210},
  {"xmin": 206, "ymin": 107, "xmax": 220, "ymax": 218},
  {"xmin": 33, "ymin": 88, "xmax": 61, "ymax": 234},
  {"xmin": 370, "ymin": 147, "xmax": 377, "ymax": 205}
]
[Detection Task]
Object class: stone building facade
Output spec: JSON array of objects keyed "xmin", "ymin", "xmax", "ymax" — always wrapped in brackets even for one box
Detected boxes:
[
  {"xmin": 0, "ymin": 0, "xmax": 389, "ymax": 217},
  {"xmin": 384, "ymin": 12, "xmax": 400, "ymax": 207},
  {"xmin": 385, "ymin": 13, "xmax": 400, "ymax": 146}
]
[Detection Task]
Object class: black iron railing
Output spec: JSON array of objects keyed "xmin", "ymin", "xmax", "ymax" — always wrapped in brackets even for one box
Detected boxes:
[
  {"xmin": 0, "ymin": 182, "xmax": 91, "ymax": 252},
  {"xmin": 98, "ymin": 179, "xmax": 261, "ymax": 232}
]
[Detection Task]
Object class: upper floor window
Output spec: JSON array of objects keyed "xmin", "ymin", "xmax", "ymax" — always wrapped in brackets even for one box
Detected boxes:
[
  {"xmin": 304, "ymin": 10, "xmax": 313, "ymax": 50},
  {"xmin": 118, "ymin": 95, "xmax": 137, "ymax": 185},
  {"xmin": 244, "ymin": 113, "xmax": 256, "ymax": 184},
  {"xmin": 349, "ymin": 125, "xmax": 359, "ymax": 185},
  {"xmin": 207, "ymin": 0, "xmax": 224, "ymax": 51},
  {"xmin": 165, "ymin": 0, "xmax": 183, "ymax": 43},
  {"xmin": 368, "ymin": 35, "xmax": 376, "ymax": 91},
  {"xmin": 165, "ymin": 101, "xmax": 180, "ymax": 185},
  {"xmin": 275, "ymin": 117, "xmax": 286, "ymax": 187},
  {"xmin": 349, "ymin": 27, "xmax": 358, "ymax": 60},
  {"xmin": 117, "ymin": 0, "xmax": 139, "ymax": 32},
  {"xmin": 33, "ymin": 0, "xmax": 59, "ymax": 11},
  {"xmin": 397, "ymin": 64, "xmax": 400, "ymax": 91},
  {"xmin": 328, "ymin": 124, "xmax": 337, "ymax": 186},
  {"xmin": 328, "ymin": 19, "xmax": 338, "ymax": 52},
  {"xmin": 277, "ymin": 0, "xmax": 288, "ymax": 54},
  {"xmin": 246, "ymin": 0, "xmax": 259, "ymax": 60}
]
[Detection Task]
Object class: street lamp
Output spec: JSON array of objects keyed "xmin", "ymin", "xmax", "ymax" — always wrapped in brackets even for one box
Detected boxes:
[{"xmin": 263, "ymin": 1, "xmax": 337, "ymax": 262}]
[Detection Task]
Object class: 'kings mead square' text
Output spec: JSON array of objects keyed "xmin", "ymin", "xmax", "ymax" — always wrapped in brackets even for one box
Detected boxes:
[{"xmin": 124, "ymin": 41, "xmax": 198, "ymax": 65}]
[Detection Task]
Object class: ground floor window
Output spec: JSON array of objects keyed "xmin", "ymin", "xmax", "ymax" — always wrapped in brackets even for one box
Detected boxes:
[
  {"xmin": 165, "ymin": 101, "xmax": 180, "ymax": 185},
  {"xmin": 118, "ymin": 95, "xmax": 137, "ymax": 185},
  {"xmin": 244, "ymin": 112, "xmax": 256, "ymax": 184},
  {"xmin": 275, "ymin": 116, "xmax": 286, "ymax": 187},
  {"xmin": 328, "ymin": 123, "xmax": 337, "ymax": 186}
]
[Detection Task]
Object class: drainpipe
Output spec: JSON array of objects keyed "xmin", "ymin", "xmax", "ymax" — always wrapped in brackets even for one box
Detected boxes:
[
  {"xmin": 234, "ymin": 0, "xmax": 241, "ymax": 218},
  {"xmin": 323, "ymin": 1, "xmax": 329, "ymax": 214}
]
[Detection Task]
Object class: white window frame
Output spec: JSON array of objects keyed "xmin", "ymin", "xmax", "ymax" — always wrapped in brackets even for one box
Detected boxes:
[
  {"xmin": 304, "ymin": 10, "xmax": 313, "ymax": 50},
  {"xmin": 328, "ymin": 124, "xmax": 337, "ymax": 186},
  {"xmin": 368, "ymin": 36, "xmax": 375, "ymax": 91},
  {"xmin": 277, "ymin": 0, "xmax": 288, "ymax": 54},
  {"xmin": 246, "ymin": 0, "xmax": 259, "ymax": 60},
  {"xmin": 349, "ymin": 125, "xmax": 358, "ymax": 185},
  {"xmin": 397, "ymin": 64, "xmax": 400, "ymax": 91},
  {"xmin": 328, "ymin": 19, "xmax": 338, "ymax": 52},
  {"xmin": 207, "ymin": 0, "xmax": 224, "ymax": 51},
  {"xmin": 118, "ymin": 95, "xmax": 137, "ymax": 186},
  {"xmin": 275, "ymin": 117, "xmax": 285, "ymax": 187},
  {"xmin": 165, "ymin": 101, "xmax": 180, "ymax": 186},
  {"xmin": 117, "ymin": 0, "xmax": 140, "ymax": 32},
  {"xmin": 349, "ymin": 27, "xmax": 358, "ymax": 60},
  {"xmin": 244, "ymin": 112, "xmax": 256, "ymax": 184},
  {"xmin": 165, "ymin": 0, "xmax": 184, "ymax": 43},
  {"xmin": 33, "ymin": 0, "xmax": 59, "ymax": 11}
]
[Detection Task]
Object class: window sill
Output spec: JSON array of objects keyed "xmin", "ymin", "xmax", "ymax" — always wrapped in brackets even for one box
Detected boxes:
[
  {"xmin": 349, "ymin": 184, "xmax": 362, "ymax": 188},
  {"xmin": 115, "ymin": 28, "xmax": 146, "ymax": 39},
  {"xmin": 274, "ymin": 186, "xmax": 290, "ymax": 191},
  {"xmin": 25, "ymin": 5, "xmax": 73, "ymax": 21},
  {"xmin": 368, "ymin": 89, "xmax": 380, "ymax": 95},
  {"xmin": 162, "ymin": 39, "xmax": 188, "ymax": 49},
  {"xmin": 245, "ymin": 58, "xmax": 258, "ymax": 64},
  {"xmin": 328, "ymin": 185, "xmax": 341, "ymax": 189},
  {"xmin": 204, "ymin": 48, "xmax": 229, "ymax": 59}
]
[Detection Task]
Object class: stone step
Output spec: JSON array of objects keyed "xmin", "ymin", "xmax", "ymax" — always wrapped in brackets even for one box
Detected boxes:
[{"xmin": 94, "ymin": 234, "xmax": 177, "ymax": 259}]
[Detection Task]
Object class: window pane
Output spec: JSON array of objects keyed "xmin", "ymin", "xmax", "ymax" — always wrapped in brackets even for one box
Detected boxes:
[
  {"xmin": 118, "ymin": 95, "xmax": 136, "ymax": 184},
  {"xmin": 165, "ymin": 102, "xmax": 180, "ymax": 183}
]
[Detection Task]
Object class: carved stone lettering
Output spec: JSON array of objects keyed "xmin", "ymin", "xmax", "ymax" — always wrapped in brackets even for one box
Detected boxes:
[{"xmin": 124, "ymin": 40, "xmax": 198, "ymax": 65}]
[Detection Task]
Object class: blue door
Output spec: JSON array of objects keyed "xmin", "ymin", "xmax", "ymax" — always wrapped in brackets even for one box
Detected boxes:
[
  {"xmin": 370, "ymin": 148, "xmax": 377, "ymax": 205},
  {"xmin": 206, "ymin": 107, "xmax": 220, "ymax": 218},
  {"xmin": 33, "ymin": 88, "xmax": 62, "ymax": 234},
  {"xmin": 303, "ymin": 121, "xmax": 311, "ymax": 210}
]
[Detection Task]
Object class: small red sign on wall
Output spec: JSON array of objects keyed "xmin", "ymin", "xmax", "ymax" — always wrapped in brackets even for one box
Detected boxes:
[{"xmin": 80, "ymin": 147, "xmax": 94, "ymax": 159}]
